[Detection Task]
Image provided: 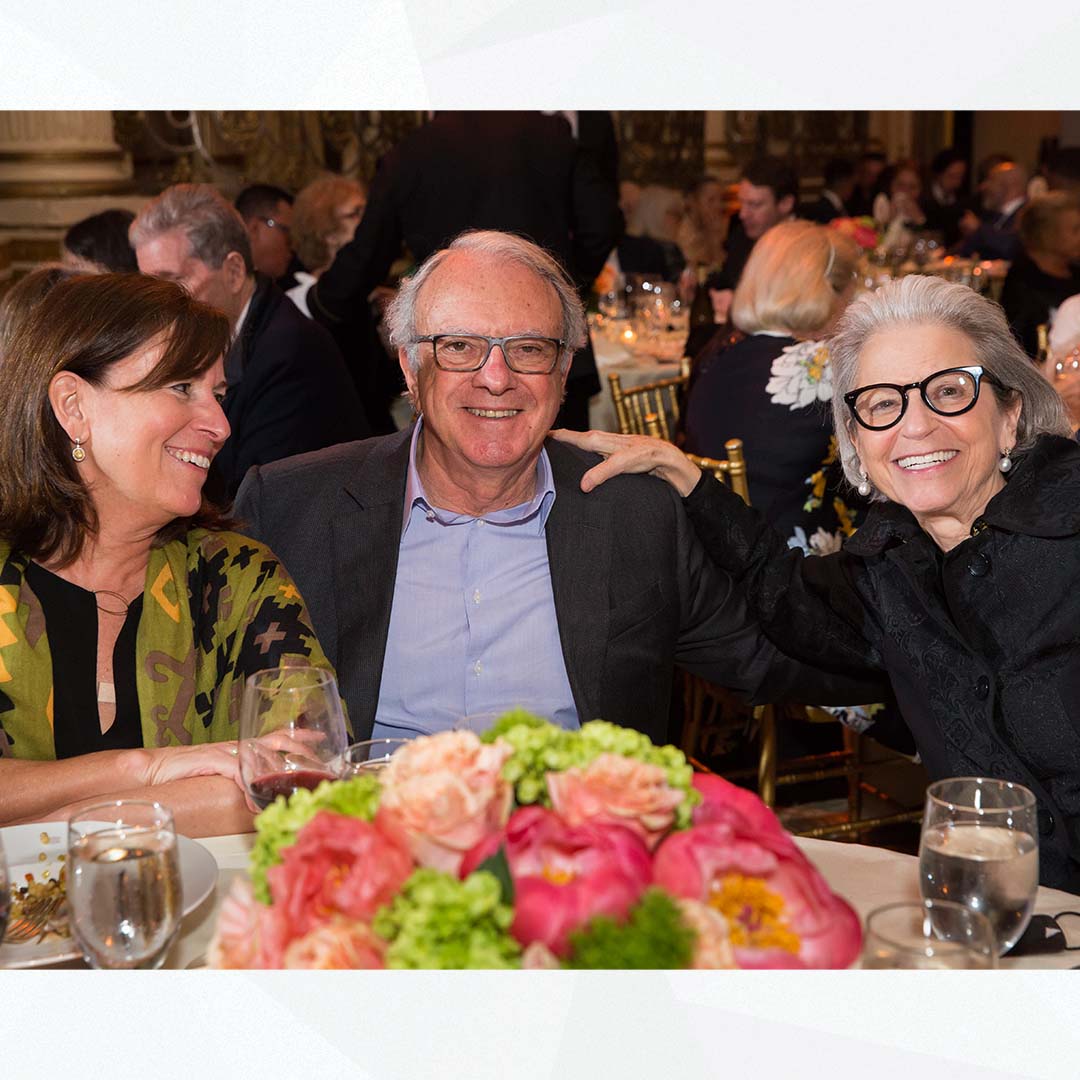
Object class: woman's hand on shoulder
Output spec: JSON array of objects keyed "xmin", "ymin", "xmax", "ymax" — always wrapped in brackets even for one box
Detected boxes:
[{"xmin": 549, "ymin": 429, "xmax": 703, "ymax": 497}]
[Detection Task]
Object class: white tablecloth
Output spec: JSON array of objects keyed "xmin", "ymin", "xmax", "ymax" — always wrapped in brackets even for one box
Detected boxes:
[
  {"xmin": 588, "ymin": 320, "xmax": 683, "ymax": 432},
  {"xmin": 156, "ymin": 832, "xmax": 1080, "ymax": 970}
]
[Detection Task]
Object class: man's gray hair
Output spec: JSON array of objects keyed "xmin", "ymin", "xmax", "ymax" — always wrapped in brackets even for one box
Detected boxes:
[
  {"xmin": 830, "ymin": 275, "xmax": 1071, "ymax": 497},
  {"xmin": 385, "ymin": 230, "xmax": 588, "ymax": 374},
  {"xmin": 129, "ymin": 183, "xmax": 254, "ymax": 274}
]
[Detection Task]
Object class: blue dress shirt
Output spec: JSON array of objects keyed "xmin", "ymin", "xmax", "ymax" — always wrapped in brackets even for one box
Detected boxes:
[{"xmin": 372, "ymin": 423, "xmax": 579, "ymax": 738}]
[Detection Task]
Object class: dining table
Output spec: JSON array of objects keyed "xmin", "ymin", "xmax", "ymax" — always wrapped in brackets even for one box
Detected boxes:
[{"xmin": 108, "ymin": 832, "xmax": 1080, "ymax": 970}]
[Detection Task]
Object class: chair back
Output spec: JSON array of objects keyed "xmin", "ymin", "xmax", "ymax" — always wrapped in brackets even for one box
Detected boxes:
[
  {"xmin": 685, "ymin": 441, "xmax": 750, "ymax": 505},
  {"xmin": 607, "ymin": 357, "xmax": 690, "ymax": 441}
]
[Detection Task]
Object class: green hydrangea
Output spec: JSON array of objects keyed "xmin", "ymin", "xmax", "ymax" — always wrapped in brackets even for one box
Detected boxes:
[
  {"xmin": 248, "ymin": 775, "xmax": 382, "ymax": 903},
  {"xmin": 372, "ymin": 869, "xmax": 521, "ymax": 969},
  {"xmin": 486, "ymin": 711, "xmax": 700, "ymax": 829},
  {"xmin": 565, "ymin": 889, "xmax": 697, "ymax": 969}
]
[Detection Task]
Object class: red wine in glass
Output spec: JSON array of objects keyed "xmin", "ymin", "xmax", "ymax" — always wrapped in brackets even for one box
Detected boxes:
[{"xmin": 248, "ymin": 769, "xmax": 335, "ymax": 810}]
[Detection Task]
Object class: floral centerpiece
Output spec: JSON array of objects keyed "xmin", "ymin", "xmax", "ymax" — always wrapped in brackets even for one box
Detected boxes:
[
  {"xmin": 828, "ymin": 216, "xmax": 881, "ymax": 251},
  {"xmin": 210, "ymin": 712, "xmax": 861, "ymax": 969}
]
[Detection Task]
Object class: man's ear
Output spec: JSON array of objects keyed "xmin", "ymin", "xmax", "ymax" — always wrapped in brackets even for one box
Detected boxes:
[
  {"xmin": 778, "ymin": 194, "xmax": 795, "ymax": 218},
  {"xmin": 223, "ymin": 251, "xmax": 249, "ymax": 294},
  {"xmin": 398, "ymin": 348, "xmax": 420, "ymax": 412},
  {"xmin": 48, "ymin": 371, "xmax": 88, "ymax": 442}
]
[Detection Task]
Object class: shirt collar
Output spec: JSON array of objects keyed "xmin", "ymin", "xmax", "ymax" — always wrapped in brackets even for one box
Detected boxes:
[
  {"xmin": 401, "ymin": 420, "xmax": 557, "ymax": 537},
  {"xmin": 823, "ymin": 189, "xmax": 844, "ymax": 211},
  {"xmin": 999, "ymin": 196, "xmax": 1025, "ymax": 221}
]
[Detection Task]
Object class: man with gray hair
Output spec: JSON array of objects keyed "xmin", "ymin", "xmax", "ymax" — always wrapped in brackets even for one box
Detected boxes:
[
  {"xmin": 234, "ymin": 229, "xmax": 882, "ymax": 742},
  {"xmin": 131, "ymin": 183, "xmax": 368, "ymax": 498}
]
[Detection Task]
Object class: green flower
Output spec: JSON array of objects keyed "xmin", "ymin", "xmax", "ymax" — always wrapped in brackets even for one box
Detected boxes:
[{"xmin": 566, "ymin": 889, "xmax": 697, "ymax": 969}]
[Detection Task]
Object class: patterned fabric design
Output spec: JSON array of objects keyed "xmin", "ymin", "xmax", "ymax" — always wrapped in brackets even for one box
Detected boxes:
[
  {"xmin": 764, "ymin": 339, "xmax": 833, "ymax": 410},
  {"xmin": 0, "ymin": 529, "xmax": 334, "ymax": 761}
]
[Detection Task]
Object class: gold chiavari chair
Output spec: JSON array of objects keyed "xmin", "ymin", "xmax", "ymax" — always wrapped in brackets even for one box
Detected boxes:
[{"xmin": 607, "ymin": 357, "xmax": 690, "ymax": 441}]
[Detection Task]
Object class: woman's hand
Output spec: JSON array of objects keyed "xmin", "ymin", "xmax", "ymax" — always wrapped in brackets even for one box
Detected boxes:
[
  {"xmin": 139, "ymin": 742, "xmax": 242, "ymax": 788},
  {"xmin": 549, "ymin": 429, "xmax": 703, "ymax": 497}
]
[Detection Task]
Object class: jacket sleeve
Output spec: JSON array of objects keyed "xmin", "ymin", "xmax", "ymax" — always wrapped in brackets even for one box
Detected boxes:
[
  {"xmin": 680, "ymin": 472, "xmax": 888, "ymax": 684},
  {"xmin": 568, "ymin": 147, "xmax": 624, "ymax": 292}
]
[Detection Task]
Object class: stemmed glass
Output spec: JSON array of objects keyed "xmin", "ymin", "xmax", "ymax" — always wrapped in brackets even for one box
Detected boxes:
[
  {"xmin": 341, "ymin": 738, "xmax": 412, "ymax": 777},
  {"xmin": 238, "ymin": 666, "xmax": 349, "ymax": 810},
  {"xmin": 862, "ymin": 899, "xmax": 997, "ymax": 969},
  {"xmin": 0, "ymin": 833, "xmax": 10, "ymax": 943},
  {"xmin": 67, "ymin": 800, "xmax": 181, "ymax": 969},
  {"xmin": 919, "ymin": 777, "xmax": 1039, "ymax": 954}
]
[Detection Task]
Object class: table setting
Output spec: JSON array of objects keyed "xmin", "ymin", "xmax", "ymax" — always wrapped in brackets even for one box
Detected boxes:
[{"xmin": 3, "ymin": 666, "xmax": 1078, "ymax": 970}]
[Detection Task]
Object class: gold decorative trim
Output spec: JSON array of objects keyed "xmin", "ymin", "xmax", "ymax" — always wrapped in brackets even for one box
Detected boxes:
[
  {"xmin": 0, "ymin": 149, "xmax": 126, "ymax": 163},
  {"xmin": 0, "ymin": 179, "xmax": 134, "ymax": 197}
]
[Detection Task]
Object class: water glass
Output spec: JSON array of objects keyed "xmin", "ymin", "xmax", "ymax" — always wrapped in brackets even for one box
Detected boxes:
[
  {"xmin": 238, "ymin": 666, "xmax": 349, "ymax": 810},
  {"xmin": 67, "ymin": 801, "xmax": 181, "ymax": 969},
  {"xmin": 340, "ymin": 738, "xmax": 412, "ymax": 776},
  {"xmin": 862, "ymin": 899, "xmax": 997, "ymax": 969},
  {"xmin": 919, "ymin": 777, "xmax": 1038, "ymax": 953}
]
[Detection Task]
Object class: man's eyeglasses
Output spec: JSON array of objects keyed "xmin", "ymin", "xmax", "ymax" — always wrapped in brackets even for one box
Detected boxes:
[
  {"xmin": 259, "ymin": 216, "xmax": 290, "ymax": 235},
  {"xmin": 412, "ymin": 334, "xmax": 565, "ymax": 375},
  {"xmin": 844, "ymin": 365, "xmax": 1005, "ymax": 431}
]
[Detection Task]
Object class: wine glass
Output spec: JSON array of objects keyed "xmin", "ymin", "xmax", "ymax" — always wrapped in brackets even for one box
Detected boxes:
[
  {"xmin": 862, "ymin": 899, "xmax": 997, "ymax": 969},
  {"xmin": 238, "ymin": 666, "xmax": 349, "ymax": 810},
  {"xmin": 340, "ymin": 738, "xmax": 412, "ymax": 777},
  {"xmin": 67, "ymin": 800, "xmax": 181, "ymax": 969},
  {"xmin": 919, "ymin": 777, "xmax": 1039, "ymax": 954}
]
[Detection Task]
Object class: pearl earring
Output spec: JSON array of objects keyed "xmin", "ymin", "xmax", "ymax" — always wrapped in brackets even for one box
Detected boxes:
[
  {"xmin": 857, "ymin": 468, "xmax": 872, "ymax": 497},
  {"xmin": 998, "ymin": 447, "xmax": 1013, "ymax": 473},
  {"xmin": 71, "ymin": 437, "xmax": 86, "ymax": 462}
]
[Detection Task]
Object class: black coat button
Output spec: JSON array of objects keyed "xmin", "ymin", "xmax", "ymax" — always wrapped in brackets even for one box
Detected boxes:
[
  {"xmin": 974, "ymin": 675, "xmax": 990, "ymax": 700},
  {"xmin": 967, "ymin": 553, "xmax": 991, "ymax": 577},
  {"xmin": 1038, "ymin": 808, "xmax": 1055, "ymax": 837}
]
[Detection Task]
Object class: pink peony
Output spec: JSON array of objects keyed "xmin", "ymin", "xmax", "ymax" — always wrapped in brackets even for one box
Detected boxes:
[
  {"xmin": 282, "ymin": 917, "xmax": 386, "ymax": 969},
  {"xmin": 462, "ymin": 805, "xmax": 653, "ymax": 958},
  {"xmin": 375, "ymin": 731, "xmax": 513, "ymax": 875},
  {"xmin": 653, "ymin": 812, "xmax": 861, "ymax": 969},
  {"xmin": 266, "ymin": 810, "xmax": 414, "ymax": 943},
  {"xmin": 691, "ymin": 772, "xmax": 788, "ymax": 840},
  {"xmin": 546, "ymin": 753, "xmax": 685, "ymax": 849},
  {"xmin": 207, "ymin": 876, "xmax": 290, "ymax": 969}
]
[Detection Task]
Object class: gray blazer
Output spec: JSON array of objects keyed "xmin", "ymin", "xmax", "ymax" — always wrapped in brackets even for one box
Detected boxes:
[{"xmin": 233, "ymin": 428, "xmax": 885, "ymax": 742}]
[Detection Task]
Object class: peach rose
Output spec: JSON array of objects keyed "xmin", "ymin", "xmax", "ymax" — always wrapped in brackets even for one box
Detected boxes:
[
  {"xmin": 208, "ymin": 877, "xmax": 288, "ymax": 969},
  {"xmin": 521, "ymin": 941, "xmax": 561, "ymax": 969},
  {"xmin": 676, "ymin": 898, "xmax": 736, "ymax": 969},
  {"xmin": 282, "ymin": 917, "xmax": 385, "ymax": 969},
  {"xmin": 546, "ymin": 753, "xmax": 685, "ymax": 849},
  {"xmin": 375, "ymin": 731, "xmax": 513, "ymax": 875}
]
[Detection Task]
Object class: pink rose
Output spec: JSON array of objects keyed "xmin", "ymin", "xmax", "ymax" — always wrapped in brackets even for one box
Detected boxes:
[
  {"xmin": 653, "ymin": 815, "xmax": 861, "ymax": 969},
  {"xmin": 463, "ymin": 805, "xmax": 653, "ymax": 958},
  {"xmin": 676, "ymin": 898, "xmax": 736, "ymax": 969},
  {"xmin": 375, "ymin": 731, "xmax": 513, "ymax": 875},
  {"xmin": 267, "ymin": 811, "xmax": 414, "ymax": 942},
  {"xmin": 546, "ymin": 753, "xmax": 685, "ymax": 849},
  {"xmin": 282, "ymin": 917, "xmax": 386, "ymax": 969},
  {"xmin": 208, "ymin": 877, "xmax": 291, "ymax": 969}
]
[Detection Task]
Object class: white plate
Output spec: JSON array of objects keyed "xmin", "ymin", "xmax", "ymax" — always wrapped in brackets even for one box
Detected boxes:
[{"xmin": 1, "ymin": 821, "xmax": 218, "ymax": 969}]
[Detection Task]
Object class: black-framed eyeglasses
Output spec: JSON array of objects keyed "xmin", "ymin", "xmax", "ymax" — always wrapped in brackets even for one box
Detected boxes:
[
  {"xmin": 844, "ymin": 365, "xmax": 1005, "ymax": 431},
  {"xmin": 259, "ymin": 216, "xmax": 290, "ymax": 235},
  {"xmin": 412, "ymin": 334, "xmax": 565, "ymax": 375}
]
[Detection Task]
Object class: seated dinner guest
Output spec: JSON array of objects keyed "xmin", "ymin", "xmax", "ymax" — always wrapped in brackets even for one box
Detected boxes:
[
  {"xmin": 0, "ymin": 274, "xmax": 333, "ymax": 836},
  {"xmin": 235, "ymin": 231, "xmax": 883, "ymax": 745},
  {"xmin": 62, "ymin": 209, "xmax": 138, "ymax": 274},
  {"xmin": 556, "ymin": 276, "xmax": 1080, "ymax": 890}
]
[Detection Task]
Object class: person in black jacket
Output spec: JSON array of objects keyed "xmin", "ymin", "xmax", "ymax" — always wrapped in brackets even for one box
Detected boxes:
[
  {"xmin": 131, "ymin": 184, "xmax": 368, "ymax": 499},
  {"xmin": 307, "ymin": 111, "xmax": 624, "ymax": 431},
  {"xmin": 557, "ymin": 276, "xmax": 1080, "ymax": 892}
]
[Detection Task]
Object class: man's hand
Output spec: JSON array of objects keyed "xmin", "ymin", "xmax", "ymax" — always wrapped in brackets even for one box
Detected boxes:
[{"xmin": 549, "ymin": 429, "xmax": 703, "ymax": 497}]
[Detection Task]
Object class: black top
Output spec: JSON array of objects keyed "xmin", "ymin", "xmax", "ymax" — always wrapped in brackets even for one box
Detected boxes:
[
  {"xmin": 24, "ymin": 562, "xmax": 144, "ymax": 758},
  {"xmin": 999, "ymin": 252, "xmax": 1080, "ymax": 358}
]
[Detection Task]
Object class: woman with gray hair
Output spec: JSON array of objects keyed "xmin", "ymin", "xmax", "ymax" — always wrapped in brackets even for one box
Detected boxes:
[{"xmin": 555, "ymin": 275, "xmax": 1080, "ymax": 891}]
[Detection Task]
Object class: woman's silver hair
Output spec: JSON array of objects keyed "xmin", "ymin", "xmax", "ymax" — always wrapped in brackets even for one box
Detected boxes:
[
  {"xmin": 385, "ymin": 230, "xmax": 587, "ymax": 374},
  {"xmin": 830, "ymin": 275, "xmax": 1072, "ymax": 497}
]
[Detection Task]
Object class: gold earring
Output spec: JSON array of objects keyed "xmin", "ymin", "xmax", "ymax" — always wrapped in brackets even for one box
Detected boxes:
[{"xmin": 72, "ymin": 437, "xmax": 86, "ymax": 462}]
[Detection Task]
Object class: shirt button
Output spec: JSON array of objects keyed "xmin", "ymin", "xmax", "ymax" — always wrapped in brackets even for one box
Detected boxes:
[
  {"xmin": 425, "ymin": 510, "xmax": 435, "ymax": 522},
  {"xmin": 476, "ymin": 519, "xmax": 486, "ymax": 527},
  {"xmin": 1038, "ymin": 807, "xmax": 1055, "ymax": 837},
  {"xmin": 473, "ymin": 660, "xmax": 482, "ymax": 675},
  {"xmin": 967, "ymin": 553, "xmax": 991, "ymax": 577},
  {"xmin": 473, "ymin": 589, "xmax": 481, "ymax": 605},
  {"xmin": 974, "ymin": 675, "xmax": 990, "ymax": 700}
]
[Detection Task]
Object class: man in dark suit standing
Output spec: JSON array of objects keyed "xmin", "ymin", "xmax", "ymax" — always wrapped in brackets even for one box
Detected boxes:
[
  {"xmin": 131, "ymin": 184, "xmax": 368, "ymax": 499},
  {"xmin": 235, "ymin": 231, "xmax": 883, "ymax": 741},
  {"xmin": 307, "ymin": 111, "xmax": 624, "ymax": 431}
]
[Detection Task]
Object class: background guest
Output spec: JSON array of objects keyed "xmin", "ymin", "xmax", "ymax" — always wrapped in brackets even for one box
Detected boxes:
[
  {"xmin": 803, "ymin": 158, "xmax": 856, "ymax": 224},
  {"xmin": 131, "ymin": 183, "xmax": 368, "ymax": 496},
  {"xmin": 847, "ymin": 151, "xmax": 887, "ymax": 217},
  {"xmin": 235, "ymin": 183, "xmax": 299, "ymax": 287},
  {"xmin": 677, "ymin": 176, "xmax": 727, "ymax": 271},
  {"xmin": 619, "ymin": 184, "xmax": 687, "ymax": 282},
  {"xmin": 0, "ymin": 273, "xmax": 334, "ymax": 835},
  {"xmin": 62, "ymin": 209, "xmax": 138, "ymax": 273},
  {"xmin": 999, "ymin": 191, "xmax": 1080, "ymax": 357},
  {"xmin": 956, "ymin": 161, "xmax": 1028, "ymax": 260},
  {"xmin": 922, "ymin": 148, "xmax": 968, "ymax": 246},
  {"xmin": 872, "ymin": 160, "xmax": 927, "ymax": 240}
]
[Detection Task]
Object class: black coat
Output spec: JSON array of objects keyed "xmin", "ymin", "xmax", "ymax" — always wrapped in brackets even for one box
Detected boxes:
[
  {"xmin": 210, "ymin": 277, "xmax": 369, "ymax": 500},
  {"xmin": 684, "ymin": 434, "xmax": 1080, "ymax": 891},
  {"xmin": 233, "ymin": 428, "xmax": 886, "ymax": 744},
  {"xmin": 999, "ymin": 252, "xmax": 1080, "ymax": 358}
]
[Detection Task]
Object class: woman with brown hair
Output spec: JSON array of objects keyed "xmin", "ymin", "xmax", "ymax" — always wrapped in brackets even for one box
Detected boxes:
[{"xmin": 0, "ymin": 272, "xmax": 334, "ymax": 835}]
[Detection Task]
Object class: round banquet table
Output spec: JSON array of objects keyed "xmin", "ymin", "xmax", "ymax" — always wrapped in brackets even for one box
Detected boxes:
[{"xmin": 146, "ymin": 833, "xmax": 1080, "ymax": 970}]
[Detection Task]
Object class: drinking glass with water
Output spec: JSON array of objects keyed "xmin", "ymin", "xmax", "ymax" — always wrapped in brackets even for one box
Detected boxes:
[{"xmin": 919, "ymin": 777, "xmax": 1039, "ymax": 954}]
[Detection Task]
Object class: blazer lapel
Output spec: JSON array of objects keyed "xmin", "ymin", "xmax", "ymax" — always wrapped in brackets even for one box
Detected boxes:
[
  {"xmin": 544, "ymin": 442, "xmax": 612, "ymax": 724},
  {"xmin": 333, "ymin": 430, "xmax": 412, "ymax": 738}
]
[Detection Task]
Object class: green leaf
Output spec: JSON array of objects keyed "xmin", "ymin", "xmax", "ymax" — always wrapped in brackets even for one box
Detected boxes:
[{"xmin": 475, "ymin": 845, "xmax": 515, "ymax": 905}]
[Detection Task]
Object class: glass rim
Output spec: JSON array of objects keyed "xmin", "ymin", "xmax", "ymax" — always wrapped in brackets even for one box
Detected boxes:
[
  {"xmin": 67, "ymin": 798, "xmax": 175, "ymax": 837},
  {"xmin": 925, "ymin": 776, "xmax": 1037, "ymax": 813},
  {"xmin": 342, "ymin": 738, "xmax": 411, "ymax": 762},
  {"xmin": 864, "ymin": 898, "xmax": 996, "ymax": 956},
  {"xmin": 244, "ymin": 666, "xmax": 338, "ymax": 692}
]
